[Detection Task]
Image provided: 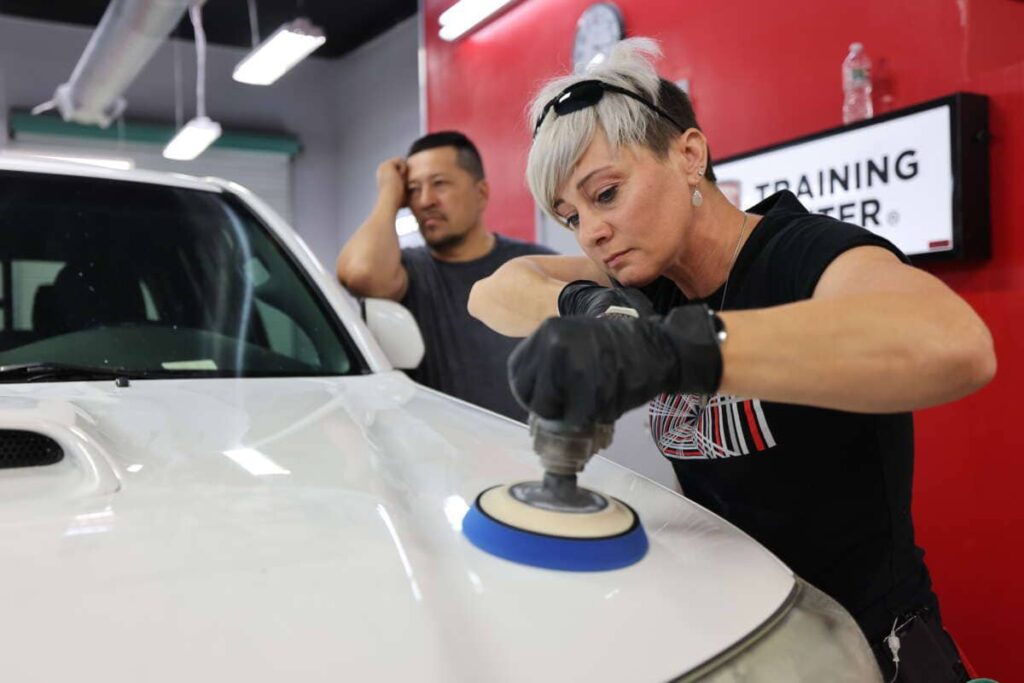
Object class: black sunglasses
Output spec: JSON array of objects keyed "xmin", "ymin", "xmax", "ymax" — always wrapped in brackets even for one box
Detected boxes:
[{"xmin": 532, "ymin": 79, "xmax": 686, "ymax": 138}]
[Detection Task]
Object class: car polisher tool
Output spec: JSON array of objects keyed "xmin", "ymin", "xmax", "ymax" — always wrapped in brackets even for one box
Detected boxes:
[{"xmin": 463, "ymin": 416, "xmax": 649, "ymax": 571}]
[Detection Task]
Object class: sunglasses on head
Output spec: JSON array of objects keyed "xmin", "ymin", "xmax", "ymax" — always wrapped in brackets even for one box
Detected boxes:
[{"xmin": 532, "ymin": 79, "xmax": 686, "ymax": 138}]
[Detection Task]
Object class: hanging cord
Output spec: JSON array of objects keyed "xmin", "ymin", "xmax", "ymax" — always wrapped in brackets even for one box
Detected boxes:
[
  {"xmin": 188, "ymin": 3, "xmax": 208, "ymax": 119},
  {"xmin": 172, "ymin": 38, "xmax": 184, "ymax": 129},
  {"xmin": 885, "ymin": 613, "xmax": 917, "ymax": 683},
  {"xmin": 115, "ymin": 115, "xmax": 126, "ymax": 153},
  {"xmin": 246, "ymin": 0, "xmax": 260, "ymax": 47}
]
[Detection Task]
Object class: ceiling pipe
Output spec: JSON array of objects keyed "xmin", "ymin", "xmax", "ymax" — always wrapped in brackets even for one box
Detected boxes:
[{"xmin": 34, "ymin": 0, "xmax": 201, "ymax": 127}]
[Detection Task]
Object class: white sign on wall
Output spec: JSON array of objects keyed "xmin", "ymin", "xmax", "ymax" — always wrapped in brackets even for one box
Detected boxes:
[{"xmin": 714, "ymin": 95, "xmax": 989, "ymax": 259}]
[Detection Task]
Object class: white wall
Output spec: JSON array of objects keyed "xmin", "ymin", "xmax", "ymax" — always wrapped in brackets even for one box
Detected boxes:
[
  {"xmin": 0, "ymin": 13, "xmax": 421, "ymax": 270},
  {"xmin": 333, "ymin": 16, "xmax": 421, "ymax": 242}
]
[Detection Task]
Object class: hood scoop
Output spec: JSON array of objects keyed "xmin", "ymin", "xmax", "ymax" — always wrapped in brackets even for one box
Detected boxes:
[
  {"xmin": 0, "ymin": 430, "xmax": 64, "ymax": 469},
  {"xmin": 0, "ymin": 402, "xmax": 120, "ymax": 504}
]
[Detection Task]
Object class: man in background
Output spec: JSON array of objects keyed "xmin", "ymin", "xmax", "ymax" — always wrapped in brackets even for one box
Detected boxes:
[{"xmin": 337, "ymin": 131, "xmax": 555, "ymax": 421}]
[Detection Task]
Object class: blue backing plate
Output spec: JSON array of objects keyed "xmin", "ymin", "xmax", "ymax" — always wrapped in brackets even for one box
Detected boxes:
[{"xmin": 462, "ymin": 487, "xmax": 648, "ymax": 572}]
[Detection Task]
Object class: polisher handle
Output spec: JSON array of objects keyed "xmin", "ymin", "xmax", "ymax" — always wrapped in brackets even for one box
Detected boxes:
[{"xmin": 527, "ymin": 303, "xmax": 637, "ymax": 475}]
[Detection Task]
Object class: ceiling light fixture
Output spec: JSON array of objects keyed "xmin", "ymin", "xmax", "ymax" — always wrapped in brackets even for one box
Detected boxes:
[
  {"xmin": 162, "ymin": 116, "xmax": 222, "ymax": 161},
  {"xmin": 233, "ymin": 18, "xmax": 326, "ymax": 86},
  {"xmin": 163, "ymin": 4, "xmax": 220, "ymax": 161},
  {"xmin": 438, "ymin": 0, "xmax": 517, "ymax": 41}
]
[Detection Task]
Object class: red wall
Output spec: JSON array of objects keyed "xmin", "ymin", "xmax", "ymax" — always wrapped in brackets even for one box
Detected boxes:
[{"xmin": 425, "ymin": 0, "xmax": 1024, "ymax": 676}]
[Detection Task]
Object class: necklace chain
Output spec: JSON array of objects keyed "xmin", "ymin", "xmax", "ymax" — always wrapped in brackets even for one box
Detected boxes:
[
  {"xmin": 696, "ymin": 211, "xmax": 751, "ymax": 422},
  {"xmin": 718, "ymin": 212, "xmax": 750, "ymax": 311}
]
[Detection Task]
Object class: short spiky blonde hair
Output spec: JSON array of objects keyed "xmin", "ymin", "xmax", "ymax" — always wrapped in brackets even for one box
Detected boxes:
[{"xmin": 526, "ymin": 38, "xmax": 712, "ymax": 224}]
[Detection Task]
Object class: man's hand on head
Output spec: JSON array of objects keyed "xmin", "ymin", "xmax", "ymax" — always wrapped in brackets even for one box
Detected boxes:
[{"xmin": 376, "ymin": 157, "xmax": 409, "ymax": 211}]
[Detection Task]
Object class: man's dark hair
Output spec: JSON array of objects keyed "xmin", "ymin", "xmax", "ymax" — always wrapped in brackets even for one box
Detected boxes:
[
  {"xmin": 408, "ymin": 131, "xmax": 486, "ymax": 181},
  {"xmin": 652, "ymin": 78, "xmax": 716, "ymax": 182}
]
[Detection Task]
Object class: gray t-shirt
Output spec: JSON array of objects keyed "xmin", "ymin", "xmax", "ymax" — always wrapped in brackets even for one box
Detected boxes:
[{"xmin": 400, "ymin": 234, "xmax": 555, "ymax": 421}]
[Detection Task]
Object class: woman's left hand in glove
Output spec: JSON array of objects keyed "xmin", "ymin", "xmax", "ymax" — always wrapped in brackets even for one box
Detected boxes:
[{"xmin": 557, "ymin": 280, "xmax": 655, "ymax": 318}]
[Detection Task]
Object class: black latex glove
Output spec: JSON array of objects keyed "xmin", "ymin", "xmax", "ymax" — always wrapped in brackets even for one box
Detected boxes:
[
  {"xmin": 509, "ymin": 304, "xmax": 723, "ymax": 425},
  {"xmin": 557, "ymin": 280, "xmax": 655, "ymax": 318}
]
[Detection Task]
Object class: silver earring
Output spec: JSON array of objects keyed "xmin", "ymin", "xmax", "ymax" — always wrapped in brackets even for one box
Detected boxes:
[{"xmin": 692, "ymin": 186, "xmax": 703, "ymax": 207}]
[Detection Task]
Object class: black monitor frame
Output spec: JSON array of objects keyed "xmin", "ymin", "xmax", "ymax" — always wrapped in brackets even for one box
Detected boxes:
[{"xmin": 715, "ymin": 93, "xmax": 990, "ymax": 263}]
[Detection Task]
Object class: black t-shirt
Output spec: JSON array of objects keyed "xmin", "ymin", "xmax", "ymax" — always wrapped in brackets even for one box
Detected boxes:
[
  {"xmin": 641, "ymin": 191, "xmax": 934, "ymax": 642},
  {"xmin": 400, "ymin": 234, "xmax": 555, "ymax": 421}
]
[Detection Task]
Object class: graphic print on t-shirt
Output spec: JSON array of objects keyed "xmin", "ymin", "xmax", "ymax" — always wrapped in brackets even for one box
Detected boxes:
[{"xmin": 649, "ymin": 392, "xmax": 777, "ymax": 459}]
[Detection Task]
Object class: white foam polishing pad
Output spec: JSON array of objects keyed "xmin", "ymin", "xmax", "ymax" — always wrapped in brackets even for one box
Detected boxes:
[{"xmin": 478, "ymin": 483, "xmax": 637, "ymax": 539}]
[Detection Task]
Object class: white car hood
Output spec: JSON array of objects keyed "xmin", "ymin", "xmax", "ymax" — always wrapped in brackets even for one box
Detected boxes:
[{"xmin": 0, "ymin": 373, "xmax": 793, "ymax": 682}]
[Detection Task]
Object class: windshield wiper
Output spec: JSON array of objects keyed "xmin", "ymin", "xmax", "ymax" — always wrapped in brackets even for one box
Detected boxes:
[{"xmin": 0, "ymin": 362, "xmax": 143, "ymax": 384}]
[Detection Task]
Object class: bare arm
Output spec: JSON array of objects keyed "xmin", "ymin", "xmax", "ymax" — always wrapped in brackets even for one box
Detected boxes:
[
  {"xmin": 336, "ymin": 158, "xmax": 410, "ymax": 301},
  {"xmin": 468, "ymin": 255, "xmax": 610, "ymax": 337},
  {"xmin": 718, "ymin": 246, "xmax": 996, "ymax": 412}
]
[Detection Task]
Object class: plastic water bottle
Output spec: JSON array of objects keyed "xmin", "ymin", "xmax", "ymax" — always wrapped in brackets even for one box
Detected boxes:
[{"xmin": 842, "ymin": 42, "xmax": 873, "ymax": 124}]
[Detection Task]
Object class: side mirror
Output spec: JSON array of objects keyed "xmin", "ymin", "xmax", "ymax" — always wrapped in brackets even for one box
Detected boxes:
[{"xmin": 361, "ymin": 298, "xmax": 425, "ymax": 370}]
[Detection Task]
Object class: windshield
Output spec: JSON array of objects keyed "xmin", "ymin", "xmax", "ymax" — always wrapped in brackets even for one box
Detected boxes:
[{"xmin": 0, "ymin": 170, "xmax": 363, "ymax": 380}]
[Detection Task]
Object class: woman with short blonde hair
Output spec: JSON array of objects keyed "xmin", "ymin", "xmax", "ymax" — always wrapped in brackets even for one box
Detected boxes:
[{"xmin": 469, "ymin": 38, "xmax": 992, "ymax": 681}]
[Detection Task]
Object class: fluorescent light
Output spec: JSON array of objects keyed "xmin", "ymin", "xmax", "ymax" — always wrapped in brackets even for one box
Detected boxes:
[
  {"xmin": 223, "ymin": 448, "xmax": 291, "ymax": 476},
  {"xmin": 377, "ymin": 504, "xmax": 423, "ymax": 602},
  {"xmin": 0, "ymin": 150, "xmax": 135, "ymax": 170},
  {"xmin": 63, "ymin": 506, "xmax": 115, "ymax": 537},
  {"xmin": 233, "ymin": 18, "xmax": 326, "ymax": 86},
  {"xmin": 162, "ymin": 116, "xmax": 222, "ymax": 161},
  {"xmin": 438, "ymin": 0, "xmax": 517, "ymax": 41},
  {"xmin": 443, "ymin": 495, "xmax": 470, "ymax": 531}
]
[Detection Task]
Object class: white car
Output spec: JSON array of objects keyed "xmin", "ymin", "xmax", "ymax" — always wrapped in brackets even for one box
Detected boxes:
[{"xmin": 0, "ymin": 157, "xmax": 881, "ymax": 682}]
